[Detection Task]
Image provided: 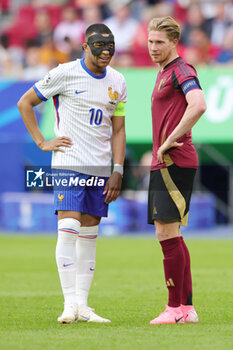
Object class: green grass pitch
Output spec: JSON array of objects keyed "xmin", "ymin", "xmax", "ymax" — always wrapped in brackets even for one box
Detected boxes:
[{"xmin": 0, "ymin": 235, "xmax": 233, "ymax": 350}]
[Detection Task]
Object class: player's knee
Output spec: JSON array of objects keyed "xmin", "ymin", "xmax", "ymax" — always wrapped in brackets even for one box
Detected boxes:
[
  {"xmin": 154, "ymin": 221, "xmax": 166, "ymax": 235},
  {"xmin": 58, "ymin": 210, "xmax": 81, "ymax": 222},
  {"xmin": 154, "ymin": 220, "xmax": 180, "ymax": 241},
  {"xmin": 156, "ymin": 230, "xmax": 180, "ymax": 241},
  {"xmin": 81, "ymin": 214, "xmax": 101, "ymax": 227},
  {"xmin": 154, "ymin": 225, "xmax": 166, "ymax": 240},
  {"xmin": 58, "ymin": 218, "xmax": 81, "ymax": 241},
  {"xmin": 156, "ymin": 230, "xmax": 166, "ymax": 241}
]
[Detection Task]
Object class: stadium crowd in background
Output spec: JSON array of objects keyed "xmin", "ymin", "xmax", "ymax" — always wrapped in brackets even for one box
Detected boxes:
[{"xmin": 0, "ymin": 0, "xmax": 233, "ymax": 79}]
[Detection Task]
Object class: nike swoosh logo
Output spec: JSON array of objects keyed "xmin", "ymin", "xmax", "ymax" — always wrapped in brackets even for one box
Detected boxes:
[
  {"xmin": 175, "ymin": 316, "xmax": 184, "ymax": 323},
  {"xmin": 75, "ymin": 90, "xmax": 87, "ymax": 95},
  {"xmin": 79, "ymin": 314, "xmax": 90, "ymax": 320},
  {"xmin": 63, "ymin": 263, "xmax": 74, "ymax": 267}
]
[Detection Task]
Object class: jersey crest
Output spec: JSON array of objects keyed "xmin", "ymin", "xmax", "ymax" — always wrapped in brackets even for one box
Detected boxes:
[
  {"xmin": 158, "ymin": 78, "xmax": 166, "ymax": 91},
  {"xmin": 108, "ymin": 87, "xmax": 119, "ymax": 105}
]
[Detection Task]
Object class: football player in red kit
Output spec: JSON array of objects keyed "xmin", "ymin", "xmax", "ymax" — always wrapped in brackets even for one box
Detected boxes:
[{"xmin": 147, "ymin": 16, "xmax": 206, "ymax": 324}]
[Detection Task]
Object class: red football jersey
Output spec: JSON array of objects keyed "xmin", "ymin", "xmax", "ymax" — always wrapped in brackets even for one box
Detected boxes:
[{"xmin": 151, "ymin": 57, "xmax": 201, "ymax": 170}]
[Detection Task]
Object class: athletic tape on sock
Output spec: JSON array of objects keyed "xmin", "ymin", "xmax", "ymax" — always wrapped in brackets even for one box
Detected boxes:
[
  {"xmin": 58, "ymin": 218, "xmax": 80, "ymax": 236},
  {"xmin": 78, "ymin": 225, "xmax": 98, "ymax": 239}
]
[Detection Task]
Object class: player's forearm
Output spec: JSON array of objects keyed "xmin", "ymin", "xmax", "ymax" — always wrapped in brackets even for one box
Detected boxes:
[
  {"xmin": 17, "ymin": 100, "xmax": 45, "ymax": 147},
  {"xmin": 112, "ymin": 128, "xmax": 126, "ymax": 165},
  {"xmin": 167, "ymin": 103, "xmax": 205, "ymax": 144}
]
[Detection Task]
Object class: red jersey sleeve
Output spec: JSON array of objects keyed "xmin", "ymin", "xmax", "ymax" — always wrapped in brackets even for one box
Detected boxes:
[{"xmin": 173, "ymin": 58, "xmax": 199, "ymax": 85}]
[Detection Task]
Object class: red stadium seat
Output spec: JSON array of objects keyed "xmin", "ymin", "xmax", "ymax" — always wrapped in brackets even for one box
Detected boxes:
[
  {"xmin": 4, "ymin": 19, "xmax": 37, "ymax": 47},
  {"xmin": 0, "ymin": 0, "xmax": 10, "ymax": 12},
  {"xmin": 18, "ymin": 4, "xmax": 36, "ymax": 22}
]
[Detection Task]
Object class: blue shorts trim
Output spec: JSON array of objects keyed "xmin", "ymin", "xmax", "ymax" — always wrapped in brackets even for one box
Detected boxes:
[{"xmin": 54, "ymin": 170, "xmax": 109, "ymax": 217}]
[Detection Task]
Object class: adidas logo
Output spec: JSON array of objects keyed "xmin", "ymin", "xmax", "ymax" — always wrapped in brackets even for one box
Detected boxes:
[
  {"xmin": 166, "ymin": 278, "xmax": 175, "ymax": 287},
  {"xmin": 153, "ymin": 206, "xmax": 157, "ymax": 215}
]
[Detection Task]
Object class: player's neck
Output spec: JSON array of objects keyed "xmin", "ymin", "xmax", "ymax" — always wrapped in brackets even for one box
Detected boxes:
[
  {"xmin": 84, "ymin": 57, "xmax": 106, "ymax": 75},
  {"xmin": 159, "ymin": 52, "xmax": 179, "ymax": 71}
]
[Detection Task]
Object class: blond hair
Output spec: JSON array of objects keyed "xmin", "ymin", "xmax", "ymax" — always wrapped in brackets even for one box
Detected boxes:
[{"xmin": 148, "ymin": 16, "xmax": 181, "ymax": 41}]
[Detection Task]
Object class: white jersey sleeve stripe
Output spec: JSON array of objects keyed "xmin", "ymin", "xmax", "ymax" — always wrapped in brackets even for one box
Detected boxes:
[{"xmin": 33, "ymin": 84, "xmax": 47, "ymax": 101}]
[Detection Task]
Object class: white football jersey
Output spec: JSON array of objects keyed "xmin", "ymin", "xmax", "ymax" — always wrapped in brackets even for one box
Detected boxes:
[{"xmin": 34, "ymin": 58, "xmax": 127, "ymax": 177}]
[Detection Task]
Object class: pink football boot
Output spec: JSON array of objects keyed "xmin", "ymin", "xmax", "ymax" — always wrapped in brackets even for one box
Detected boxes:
[
  {"xmin": 181, "ymin": 305, "xmax": 199, "ymax": 323},
  {"xmin": 150, "ymin": 305, "xmax": 184, "ymax": 325}
]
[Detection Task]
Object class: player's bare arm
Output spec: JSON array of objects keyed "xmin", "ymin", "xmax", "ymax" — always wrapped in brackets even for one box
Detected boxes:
[
  {"xmin": 157, "ymin": 89, "xmax": 206, "ymax": 163},
  {"xmin": 17, "ymin": 87, "xmax": 73, "ymax": 153},
  {"xmin": 104, "ymin": 115, "xmax": 126, "ymax": 204}
]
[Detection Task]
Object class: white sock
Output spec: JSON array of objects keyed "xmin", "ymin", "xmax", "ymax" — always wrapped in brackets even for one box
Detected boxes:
[
  {"xmin": 56, "ymin": 218, "xmax": 80, "ymax": 306},
  {"xmin": 76, "ymin": 225, "xmax": 98, "ymax": 308}
]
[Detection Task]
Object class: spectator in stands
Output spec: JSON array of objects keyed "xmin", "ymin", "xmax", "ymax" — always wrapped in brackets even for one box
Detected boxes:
[
  {"xmin": 53, "ymin": 6, "xmax": 84, "ymax": 54},
  {"xmin": 225, "ymin": 0, "xmax": 233, "ymax": 23},
  {"xmin": 0, "ymin": 34, "xmax": 12, "ymax": 78},
  {"xmin": 72, "ymin": 0, "xmax": 111, "ymax": 19},
  {"xmin": 34, "ymin": 9, "xmax": 54, "ymax": 47},
  {"xmin": 104, "ymin": 0, "xmax": 139, "ymax": 66},
  {"xmin": 72, "ymin": 4, "xmax": 104, "ymax": 61},
  {"xmin": 181, "ymin": 46, "xmax": 204, "ymax": 67},
  {"xmin": 38, "ymin": 35, "xmax": 69, "ymax": 68},
  {"xmin": 131, "ymin": 2, "xmax": 173, "ymax": 66},
  {"xmin": 183, "ymin": 27, "xmax": 221, "ymax": 65},
  {"xmin": 0, "ymin": 28, "xmax": 25, "ymax": 77},
  {"xmin": 0, "ymin": 0, "xmax": 10, "ymax": 15},
  {"xmin": 31, "ymin": 0, "xmax": 65, "ymax": 7},
  {"xmin": 216, "ymin": 26, "xmax": 233, "ymax": 65},
  {"xmin": 209, "ymin": 2, "xmax": 230, "ymax": 47},
  {"xmin": 82, "ymin": 5, "xmax": 103, "ymax": 29},
  {"xmin": 2, "ymin": 0, "xmax": 233, "ymax": 75},
  {"xmin": 72, "ymin": 0, "xmax": 104, "ymax": 6},
  {"xmin": 22, "ymin": 44, "xmax": 48, "ymax": 81},
  {"xmin": 180, "ymin": 3, "xmax": 212, "ymax": 46},
  {"xmin": 0, "ymin": 51, "xmax": 22, "ymax": 79},
  {"xmin": 0, "ymin": 34, "xmax": 8, "ymax": 62}
]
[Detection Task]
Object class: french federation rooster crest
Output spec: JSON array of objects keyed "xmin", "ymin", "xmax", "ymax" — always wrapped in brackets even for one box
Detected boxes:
[
  {"xmin": 108, "ymin": 87, "xmax": 118, "ymax": 105},
  {"xmin": 58, "ymin": 193, "xmax": 64, "ymax": 202}
]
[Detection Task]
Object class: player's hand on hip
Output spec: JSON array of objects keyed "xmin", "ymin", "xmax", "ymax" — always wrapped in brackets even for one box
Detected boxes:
[
  {"xmin": 38, "ymin": 137, "xmax": 73, "ymax": 152},
  {"xmin": 157, "ymin": 140, "xmax": 183, "ymax": 163},
  {"xmin": 103, "ymin": 172, "xmax": 122, "ymax": 204}
]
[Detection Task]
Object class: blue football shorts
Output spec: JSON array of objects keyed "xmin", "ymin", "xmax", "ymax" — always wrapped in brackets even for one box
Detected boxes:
[{"xmin": 54, "ymin": 170, "xmax": 109, "ymax": 217}]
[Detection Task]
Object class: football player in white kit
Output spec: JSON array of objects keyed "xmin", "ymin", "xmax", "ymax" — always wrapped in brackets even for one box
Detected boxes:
[{"xmin": 18, "ymin": 24, "xmax": 127, "ymax": 324}]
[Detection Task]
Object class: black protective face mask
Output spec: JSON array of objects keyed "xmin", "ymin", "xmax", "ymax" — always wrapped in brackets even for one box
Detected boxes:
[{"xmin": 87, "ymin": 34, "xmax": 115, "ymax": 57}]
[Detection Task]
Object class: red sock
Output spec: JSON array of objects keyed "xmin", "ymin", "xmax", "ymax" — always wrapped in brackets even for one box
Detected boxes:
[
  {"xmin": 160, "ymin": 237, "xmax": 185, "ymax": 307},
  {"xmin": 180, "ymin": 237, "xmax": 193, "ymax": 305}
]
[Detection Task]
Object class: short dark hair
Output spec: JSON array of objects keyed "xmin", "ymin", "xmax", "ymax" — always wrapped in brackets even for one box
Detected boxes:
[{"xmin": 85, "ymin": 23, "xmax": 112, "ymax": 40}]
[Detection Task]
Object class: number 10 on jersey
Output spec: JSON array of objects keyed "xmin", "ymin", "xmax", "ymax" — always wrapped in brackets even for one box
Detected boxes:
[{"xmin": 89, "ymin": 108, "xmax": 103, "ymax": 125}]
